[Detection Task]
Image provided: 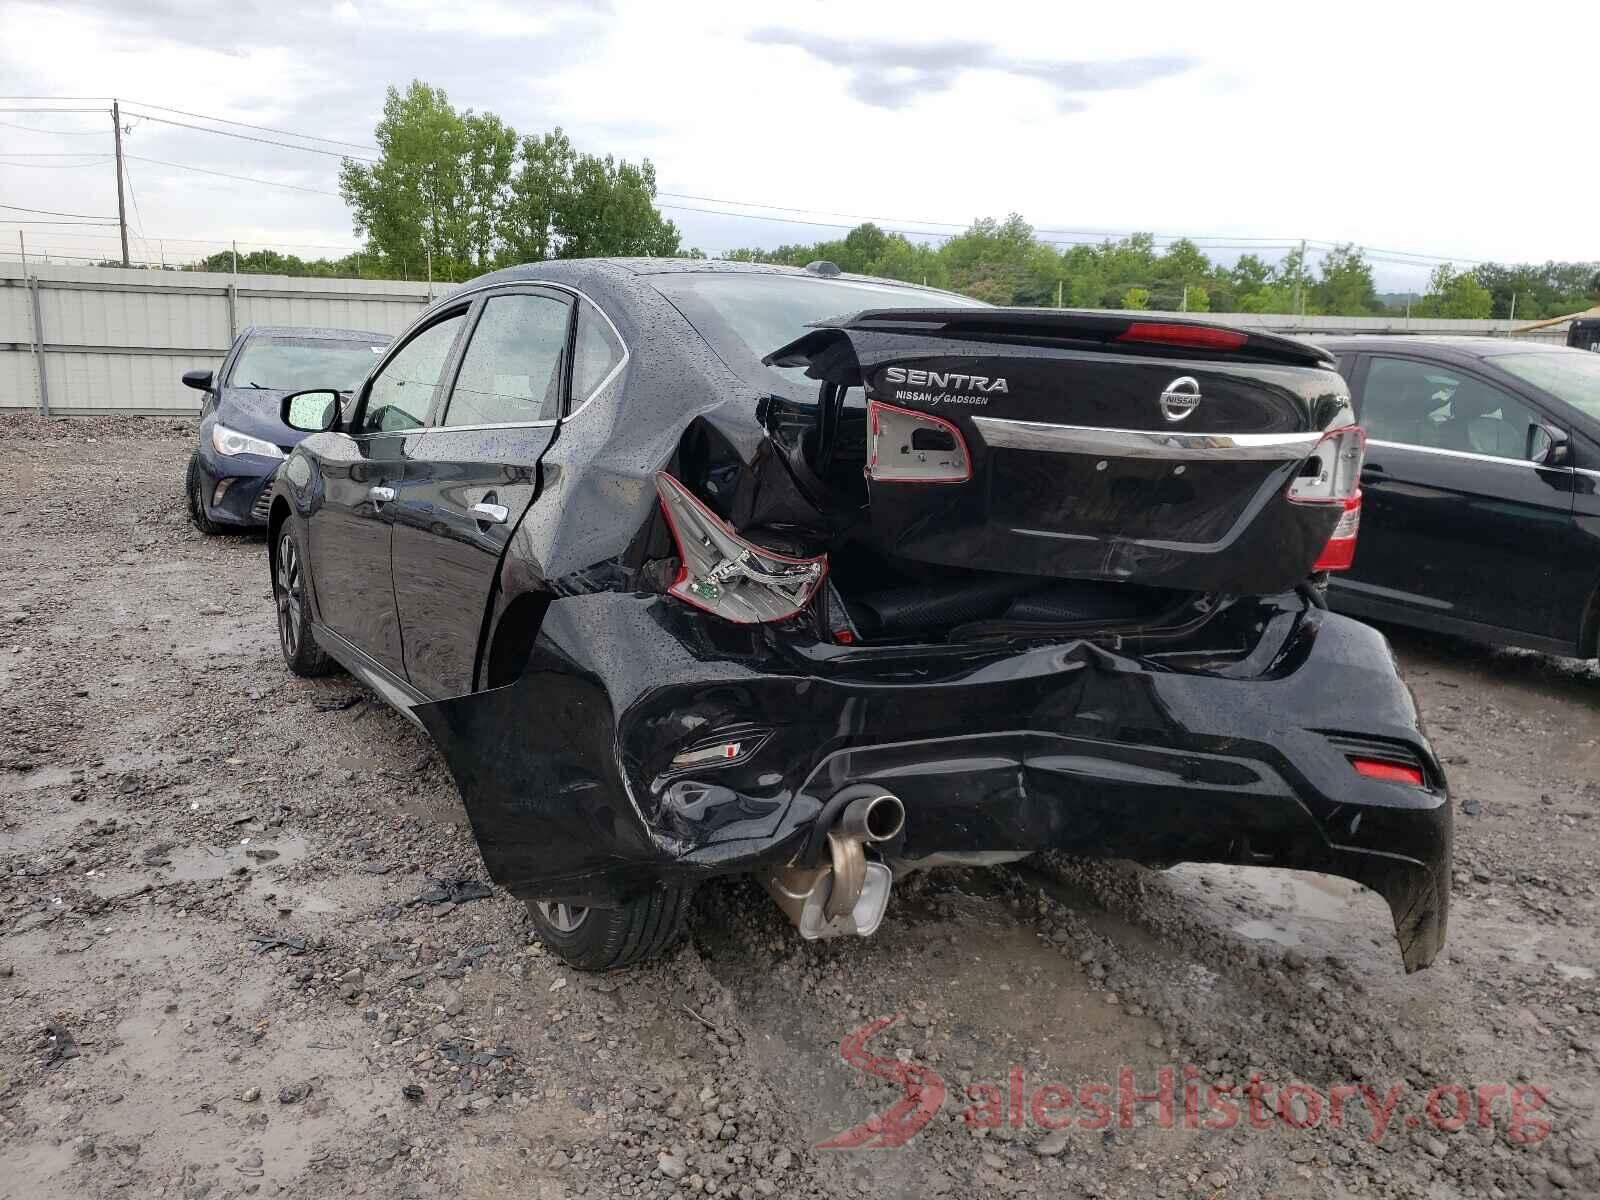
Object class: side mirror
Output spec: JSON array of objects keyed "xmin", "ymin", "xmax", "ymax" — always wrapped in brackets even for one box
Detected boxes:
[
  {"xmin": 182, "ymin": 369, "xmax": 214, "ymax": 392},
  {"xmin": 1527, "ymin": 422, "xmax": 1570, "ymax": 466},
  {"xmin": 281, "ymin": 389, "xmax": 342, "ymax": 434}
]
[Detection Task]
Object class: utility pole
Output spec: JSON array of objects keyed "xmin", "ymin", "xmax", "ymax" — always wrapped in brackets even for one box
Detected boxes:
[
  {"xmin": 426, "ymin": 246, "xmax": 434, "ymax": 302},
  {"xmin": 1507, "ymin": 292, "xmax": 1517, "ymax": 335},
  {"xmin": 1180, "ymin": 285, "xmax": 1189, "ymax": 313},
  {"xmin": 232, "ymin": 240, "xmax": 238, "ymax": 280},
  {"xmin": 1056, "ymin": 278, "xmax": 1063, "ymax": 308},
  {"xmin": 1291, "ymin": 238, "xmax": 1306, "ymax": 317},
  {"xmin": 111, "ymin": 100, "xmax": 130, "ymax": 267}
]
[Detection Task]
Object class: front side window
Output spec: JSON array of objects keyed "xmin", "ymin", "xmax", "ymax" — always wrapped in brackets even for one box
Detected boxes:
[
  {"xmin": 229, "ymin": 335, "xmax": 387, "ymax": 392},
  {"xmin": 360, "ymin": 312, "xmax": 465, "ymax": 435},
  {"xmin": 1361, "ymin": 356, "xmax": 1540, "ymax": 459},
  {"xmin": 445, "ymin": 293, "xmax": 571, "ymax": 427},
  {"xmin": 1494, "ymin": 350, "xmax": 1600, "ymax": 422}
]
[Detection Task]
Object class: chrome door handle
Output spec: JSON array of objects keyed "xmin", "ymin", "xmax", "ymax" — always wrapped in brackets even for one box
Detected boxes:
[
  {"xmin": 368, "ymin": 486, "xmax": 396, "ymax": 503},
  {"xmin": 469, "ymin": 501, "xmax": 509, "ymax": 524}
]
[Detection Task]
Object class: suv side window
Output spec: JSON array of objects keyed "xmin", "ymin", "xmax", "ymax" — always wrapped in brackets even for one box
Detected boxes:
[
  {"xmin": 1361, "ymin": 356, "xmax": 1541, "ymax": 460},
  {"xmin": 444, "ymin": 293, "xmax": 571, "ymax": 427},
  {"xmin": 359, "ymin": 312, "xmax": 465, "ymax": 435}
]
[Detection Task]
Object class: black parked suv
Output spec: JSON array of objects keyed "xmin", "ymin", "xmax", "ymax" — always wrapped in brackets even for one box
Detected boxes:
[
  {"xmin": 266, "ymin": 259, "xmax": 1450, "ymax": 972},
  {"xmin": 1323, "ymin": 336, "xmax": 1600, "ymax": 657}
]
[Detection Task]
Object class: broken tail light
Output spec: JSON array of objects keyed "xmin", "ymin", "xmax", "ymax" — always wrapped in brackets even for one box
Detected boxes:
[
  {"xmin": 654, "ymin": 471, "xmax": 827, "ymax": 623},
  {"xmin": 867, "ymin": 399, "xmax": 971, "ymax": 483},
  {"xmin": 1288, "ymin": 426, "xmax": 1364, "ymax": 573}
]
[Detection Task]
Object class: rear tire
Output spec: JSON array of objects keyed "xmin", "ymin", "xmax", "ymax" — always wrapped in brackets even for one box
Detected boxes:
[
  {"xmin": 273, "ymin": 523, "xmax": 336, "ymax": 677},
  {"xmin": 526, "ymin": 883, "xmax": 693, "ymax": 971},
  {"xmin": 186, "ymin": 454, "xmax": 225, "ymax": 536}
]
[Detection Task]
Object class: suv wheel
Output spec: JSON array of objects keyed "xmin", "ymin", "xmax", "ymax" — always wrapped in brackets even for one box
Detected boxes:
[
  {"xmin": 273, "ymin": 524, "xmax": 335, "ymax": 677},
  {"xmin": 526, "ymin": 884, "xmax": 692, "ymax": 971},
  {"xmin": 186, "ymin": 454, "xmax": 225, "ymax": 535}
]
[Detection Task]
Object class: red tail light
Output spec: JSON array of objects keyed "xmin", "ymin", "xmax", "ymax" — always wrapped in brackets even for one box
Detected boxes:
[
  {"xmin": 654, "ymin": 471, "xmax": 827, "ymax": 624},
  {"xmin": 867, "ymin": 400, "xmax": 971, "ymax": 483},
  {"xmin": 1287, "ymin": 425, "xmax": 1364, "ymax": 574},
  {"xmin": 1349, "ymin": 756, "xmax": 1425, "ymax": 787},
  {"xmin": 1312, "ymin": 493, "xmax": 1361, "ymax": 572},
  {"xmin": 1115, "ymin": 322, "xmax": 1248, "ymax": 351}
]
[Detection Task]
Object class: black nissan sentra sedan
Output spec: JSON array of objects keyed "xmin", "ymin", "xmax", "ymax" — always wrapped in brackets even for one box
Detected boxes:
[
  {"xmin": 1322, "ymin": 337, "xmax": 1600, "ymax": 657},
  {"xmin": 183, "ymin": 325, "xmax": 389, "ymax": 533},
  {"xmin": 263, "ymin": 259, "xmax": 1450, "ymax": 972}
]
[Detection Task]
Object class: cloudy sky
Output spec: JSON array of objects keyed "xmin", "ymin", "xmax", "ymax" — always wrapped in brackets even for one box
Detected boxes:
[{"xmin": 2, "ymin": 0, "xmax": 1594, "ymax": 290}]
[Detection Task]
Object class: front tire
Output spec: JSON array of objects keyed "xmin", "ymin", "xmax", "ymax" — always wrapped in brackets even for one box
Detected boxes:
[
  {"xmin": 186, "ymin": 454, "xmax": 225, "ymax": 535},
  {"xmin": 273, "ymin": 524, "xmax": 335, "ymax": 677},
  {"xmin": 526, "ymin": 884, "xmax": 693, "ymax": 971}
]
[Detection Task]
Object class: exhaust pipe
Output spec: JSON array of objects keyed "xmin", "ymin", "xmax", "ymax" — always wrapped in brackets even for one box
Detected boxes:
[{"xmin": 763, "ymin": 790, "xmax": 904, "ymax": 940}]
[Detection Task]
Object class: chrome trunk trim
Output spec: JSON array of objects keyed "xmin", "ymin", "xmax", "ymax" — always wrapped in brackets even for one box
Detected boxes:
[{"xmin": 972, "ymin": 417, "xmax": 1323, "ymax": 460}]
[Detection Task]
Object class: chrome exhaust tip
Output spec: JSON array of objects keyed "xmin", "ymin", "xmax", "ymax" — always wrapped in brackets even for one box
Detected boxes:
[
  {"xmin": 837, "ymin": 792, "xmax": 905, "ymax": 844},
  {"xmin": 762, "ymin": 789, "xmax": 903, "ymax": 940}
]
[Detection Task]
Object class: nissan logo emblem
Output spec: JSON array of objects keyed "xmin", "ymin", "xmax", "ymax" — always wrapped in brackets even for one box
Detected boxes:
[{"xmin": 1159, "ymin": 376, "xmax": 1202, "ymax": 422}]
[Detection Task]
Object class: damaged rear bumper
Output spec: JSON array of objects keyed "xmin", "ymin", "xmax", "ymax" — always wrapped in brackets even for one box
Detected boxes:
[{"xmin": 415, "ymin": 594, "xmax": 1450, "ymax": 972}]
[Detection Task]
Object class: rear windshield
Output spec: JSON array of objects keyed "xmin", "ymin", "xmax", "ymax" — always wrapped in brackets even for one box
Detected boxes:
[
  {"xmin": 1493, "ymin": 350, "xmax": 1600, "ymax": 420},
  {"xmin": 229, "ymin": 335, "xmax": 387, "ymax": 392},
  {"xmin": 651, "ymin": 272, "xmax": 987, "ymax": 393}
]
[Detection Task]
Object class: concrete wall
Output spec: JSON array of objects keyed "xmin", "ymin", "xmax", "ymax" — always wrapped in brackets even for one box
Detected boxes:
[
  {"xmin": 1, "ymin": 263, "xmax": 443, "ymax": 416},
  {"xmin": 0, "ymin": 263, "xmax": 1567, "ymax": 416}
]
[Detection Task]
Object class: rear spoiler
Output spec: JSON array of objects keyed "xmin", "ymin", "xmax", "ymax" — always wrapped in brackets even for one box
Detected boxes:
[{"xmin": 765, "ymin": 307, "xmax": 1335, "ymax": 373}]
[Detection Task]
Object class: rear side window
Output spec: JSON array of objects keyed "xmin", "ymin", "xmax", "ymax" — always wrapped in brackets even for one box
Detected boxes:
[
  {"xmin": 445, "ymin": 293, "xmax": 571, "ymax": 427},
  {"xmin": 570, "ymin": 301, "xmax": 624, "ymax": 407},
  {"xmin": 1361, "ymin": 356, "xmax": 1539, "ymax": 459}
]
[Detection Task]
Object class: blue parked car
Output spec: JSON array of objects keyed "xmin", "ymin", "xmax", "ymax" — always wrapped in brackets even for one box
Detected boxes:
[{"xmin": 183, "ymin": 325, "xmax": 390, "ymax": 533}]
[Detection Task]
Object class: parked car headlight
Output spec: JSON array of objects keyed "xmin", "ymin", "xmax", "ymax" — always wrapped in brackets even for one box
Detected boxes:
[{"xmin": 211, "ymin": 422, "xmax": 285, "ymax": 460}]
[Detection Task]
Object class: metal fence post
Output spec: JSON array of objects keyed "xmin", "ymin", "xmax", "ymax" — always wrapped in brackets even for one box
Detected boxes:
[
  {"xmin": 27, "ymin": 274, "xmax": 50, "ymax": 418},
  {"xmin": 226, "ymin": 282, "xmax": 238, "ymax": 340}
]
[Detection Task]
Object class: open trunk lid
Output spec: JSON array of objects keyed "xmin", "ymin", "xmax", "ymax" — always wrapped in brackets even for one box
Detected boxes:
[{"xmin": 766, "ymin": 308, "xmax": 1356, "ymax": 596}]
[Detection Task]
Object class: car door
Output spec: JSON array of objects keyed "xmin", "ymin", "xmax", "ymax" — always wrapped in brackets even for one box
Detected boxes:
[
  {"xmin": 1332, "ymin": 352, "xmax": 1579, "ymax": 639},
  {"xmin": 389, "ymin": 287, "xmax": 577, "ymax": 699},
  {"xmin": 309, "ymin": 307, "xmax": 469, "ymax": 677}
]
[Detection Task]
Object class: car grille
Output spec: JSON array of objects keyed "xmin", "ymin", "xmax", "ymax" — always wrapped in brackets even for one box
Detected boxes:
[{"xmin": 251, "ymin": 470, "xmax": 278, "ymax": 522}]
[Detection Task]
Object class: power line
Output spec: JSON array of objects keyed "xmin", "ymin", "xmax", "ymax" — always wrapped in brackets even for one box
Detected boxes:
[
  {"xmin": 0, "ymin": 106, "xmax": 108, "ymax": 114},
  {"xmin": 0, "ymin": 201, "xmax": 119, "ymax": 219},
  {"xmin": 0, "ymin": 157, "xmax": 113, "ymax": 169},
  {"xmin": 126, "ymin": 154, "xmax": 342, "ymax": 197},
  {"xmin": 0, "ymin": 218, "xmax": 121, "ymax": 226},
  {"xmin": 120, "ymin": 110, "xmax": 377, "ymax": 162},
  {"xmin": 0, "ymin": 119, "xmax": 106, "ymax": 135},
  {"xmin": 0, "ymin": 151, "xmax": 111, "ymax": 157},
  {"xmin": 119, "ymin": 99, "xmax": 379, "ymax": 153}
]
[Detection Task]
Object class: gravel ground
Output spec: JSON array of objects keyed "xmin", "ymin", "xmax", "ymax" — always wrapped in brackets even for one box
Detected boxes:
[{"xmin": 2, "ymin": 413, "xmax": 1598, "ymax": 1199}]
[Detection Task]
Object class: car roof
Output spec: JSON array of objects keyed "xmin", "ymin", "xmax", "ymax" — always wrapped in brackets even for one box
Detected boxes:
[
  {"xmin": 242, "ymin": 325, "xmax": 392, "ymax": 342},
  {"xmin": 455, "ymin": 256, "xmax": 980, "ymax": 304},
  {"xmin": 1318, "ymin": 334, "xmax": 1567, "ymax": 359}
]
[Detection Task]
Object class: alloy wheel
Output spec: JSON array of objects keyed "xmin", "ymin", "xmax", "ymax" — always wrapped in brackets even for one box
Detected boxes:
[
  {"xmin": 275, "ymin": 536, "xmax": 303, "ymax": 658},
  {"xmin": 536, "ymin": 901, "xmax": 589, "ymax": 933}
]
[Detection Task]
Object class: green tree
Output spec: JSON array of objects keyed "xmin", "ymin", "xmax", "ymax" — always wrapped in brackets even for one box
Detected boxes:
[
  {"xmin": 1121, "ymin": 286, "xmax": 1151, "ymax": 310},
  {"xmin": 1415, "ymin": 264, "xmax": 1492, "ymax": 319},
  {"xmin": 339, "ymin": 81, "xmax": 517, "ymax": 279},
  {"xmin": 341, "ymin": 80, "xmax": 678, "ymax": 274},
  {"xmin": 1312, "ymin": 244, "xmax": 1379, "ymax": 315},
  {"xmin": 1183, "ymin": 285, "xmax": 1210, "ymax": 312},
  {"xmin": 549, "ymin": 150, "xmax": 679, "ymax": 259}
]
